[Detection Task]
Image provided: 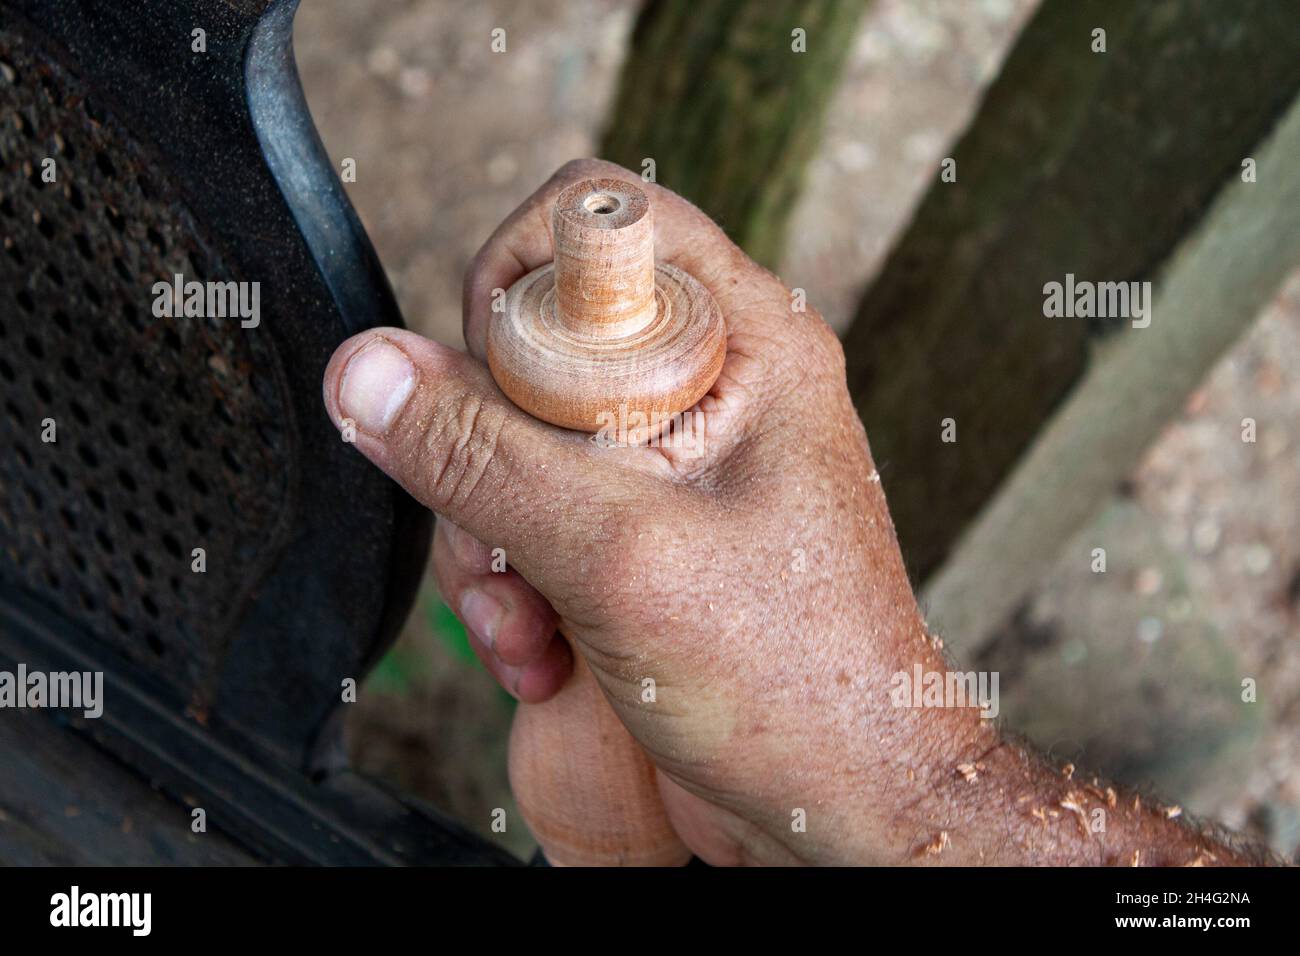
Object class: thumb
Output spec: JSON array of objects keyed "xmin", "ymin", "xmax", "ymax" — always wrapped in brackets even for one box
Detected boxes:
[{"xmin": 322, "ymin": 328, "xmax": 634, "ymax": 595}]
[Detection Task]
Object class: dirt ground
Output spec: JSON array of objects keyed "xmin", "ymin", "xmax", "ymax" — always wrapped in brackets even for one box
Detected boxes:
[{"xmin": 295, "ymin": 0, "xmax": 1299, "ymax": 860}]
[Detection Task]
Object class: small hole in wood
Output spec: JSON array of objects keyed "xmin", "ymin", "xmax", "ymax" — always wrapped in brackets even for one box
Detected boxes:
[{"xmin": 584, "ymin": 193, "xmax": 621, "ymax": 215}]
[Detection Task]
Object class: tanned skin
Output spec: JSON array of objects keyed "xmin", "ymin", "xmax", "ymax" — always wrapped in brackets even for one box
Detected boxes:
[{"xmin": 323, "ymin": 159, "xmax": 1275, "ymax": 867}]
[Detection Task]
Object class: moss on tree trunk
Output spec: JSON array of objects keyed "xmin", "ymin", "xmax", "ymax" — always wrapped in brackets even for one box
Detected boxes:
[{"xmin": 601, "ymin": 0, "xmax": 866, "ymax": 268}]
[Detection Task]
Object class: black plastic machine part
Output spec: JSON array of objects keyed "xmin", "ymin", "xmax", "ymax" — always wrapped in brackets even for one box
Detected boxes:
[{"xmin": 0, "ymin": 0, "xmax": 515, "ymax": 865}]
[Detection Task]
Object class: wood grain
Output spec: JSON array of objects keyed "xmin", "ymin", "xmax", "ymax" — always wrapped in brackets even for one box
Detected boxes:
[
  {"xmin": 509, "ymin": 652, "xmax": 690, "ymax": 867},
  {"xmin": 489, "ymin": 179, "xmax": 725, "ymax": 433},
  {"xmin": 487, "ymin": 178, "xmax": 724, "ymax": 865}
]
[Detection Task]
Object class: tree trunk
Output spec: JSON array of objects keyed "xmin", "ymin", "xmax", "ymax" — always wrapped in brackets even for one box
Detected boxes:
[
  {"xmin": 601, "ymin": 0, "xmax": 866, "ymax": 268},
  {"xmin": 840, "ymin": 0, "xmax": 1300, "ymax": 583},
  {"xmin": 926, "ymin": 93, "xmax": 1300, "ymax": 652}
]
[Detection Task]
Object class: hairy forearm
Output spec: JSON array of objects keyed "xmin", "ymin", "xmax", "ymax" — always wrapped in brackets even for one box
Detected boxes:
[
  {"xmin": 791, "ymin": 612, "xmax": 1280, "ymax": 867},
  {"xmin": 895, "ymin": 715, "xmax": 1276, "ymax": 867}
]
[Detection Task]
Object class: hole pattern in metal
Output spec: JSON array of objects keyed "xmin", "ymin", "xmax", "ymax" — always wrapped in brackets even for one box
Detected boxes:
[{"xmin": 0, "ymin": 25, "xmax": 291, "ymax": 699}]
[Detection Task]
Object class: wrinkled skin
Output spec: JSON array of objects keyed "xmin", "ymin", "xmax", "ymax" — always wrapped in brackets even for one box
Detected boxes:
[{"xmin": 323, "ymin": 160, "xmax": 1264, "ymax": 866}]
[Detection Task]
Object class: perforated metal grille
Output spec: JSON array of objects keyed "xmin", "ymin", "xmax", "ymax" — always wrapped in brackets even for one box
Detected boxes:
[{"xmin": 0, "ymin": 23, "xmax": 292, "ymax": 699}]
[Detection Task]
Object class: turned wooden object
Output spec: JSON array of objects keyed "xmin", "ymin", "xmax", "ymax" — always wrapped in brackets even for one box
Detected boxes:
[
  {"xmin": 487, "ymin": 178, "xmax": 725, "ymax": 865},
  {"xmin": 489, "ymin": 178, "xmax": 725, "ymax": 432}
]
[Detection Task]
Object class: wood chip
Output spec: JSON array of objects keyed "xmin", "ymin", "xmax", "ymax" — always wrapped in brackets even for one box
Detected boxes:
[
  {"xmin": 1059, "ymin": 794, "xmax": 1090, "ymax": 838},
  {"xmin": 920, "ymin": 831, "xmax": 951, "ymax": 856}
]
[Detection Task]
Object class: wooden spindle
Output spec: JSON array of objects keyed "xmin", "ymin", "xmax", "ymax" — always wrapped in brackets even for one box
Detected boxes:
[
  {"xmin": 489, "ymin": 178, "xmax": 725, "ymax": 433},
  {"xmin": 487, "ymin": 178, "xmax": 725, "ymax": 865}
]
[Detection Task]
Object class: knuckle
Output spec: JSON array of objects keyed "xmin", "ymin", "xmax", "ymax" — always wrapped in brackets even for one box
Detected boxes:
[
  {"xmin": 420, "ymin": 393, "xmax": 509, "ymax": 515},
  {"xmin": 769, "ymin": 314, "xmax": 844, "ymax": 394},
  {"xmin": 806, "ymin": 318, "xmax": 846, "ymax": 375}
]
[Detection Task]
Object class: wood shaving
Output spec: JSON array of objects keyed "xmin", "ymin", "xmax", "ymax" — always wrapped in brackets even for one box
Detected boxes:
[
  {"xmin": 1059, "ymin": 794, "xmax": 1090, "ymax": 838},
  {"xmin": 919, "ymin": 831, "xmax": 950, "ymax": 856}
]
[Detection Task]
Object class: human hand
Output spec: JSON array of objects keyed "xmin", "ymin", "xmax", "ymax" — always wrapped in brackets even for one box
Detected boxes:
[{"xmin": 323, "ymin": 160, "xmax": 1254, "ymax": 867}]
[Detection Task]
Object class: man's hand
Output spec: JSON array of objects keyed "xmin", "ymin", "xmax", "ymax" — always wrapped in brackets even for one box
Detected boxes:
[{"xmin": 323, "ymin": 159, "xmax": 1262, "ymax": 866}]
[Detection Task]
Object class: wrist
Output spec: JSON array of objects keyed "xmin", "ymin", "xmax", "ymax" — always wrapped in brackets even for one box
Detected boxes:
[{"xmin": 768, "ymin": 621, "xmax": 1006, "ymax": 864}]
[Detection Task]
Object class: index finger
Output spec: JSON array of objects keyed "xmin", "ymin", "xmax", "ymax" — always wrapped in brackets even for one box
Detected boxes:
[{"xmin": 461, "ymin": 158, "xmax": 786, "ymax": 361}]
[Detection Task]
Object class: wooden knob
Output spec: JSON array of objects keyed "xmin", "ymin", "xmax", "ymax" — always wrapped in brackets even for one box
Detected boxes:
[
  {"xmin": 488, "ymin": 178, "xmax": 724, "ymax": 865},
  {"xmin": 488, "ymin": 178, "xmax": 726, "ymax": 432}
]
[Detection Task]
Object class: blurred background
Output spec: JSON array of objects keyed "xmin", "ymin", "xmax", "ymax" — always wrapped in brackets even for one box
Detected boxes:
[{"xmin": 294, "ymin": 0, "xmax": 1300, "ymax": 861}]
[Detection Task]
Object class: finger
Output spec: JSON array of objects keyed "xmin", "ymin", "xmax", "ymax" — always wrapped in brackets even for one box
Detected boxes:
[
  {"xmin": 514, "ymin": 636, "xmax": 574, "ymax": 704},
  {"xmin": 436, "ymin": 515, "xmax": 496, "ymax": 570},
  {"xmin": 322, "ymin": 326, "xmax": 652, "ymax": 598},
  {"xmin": 462, "ymin": 157, "xmax": 791, "ymax": 362},
  {"xmin": 433, "ymin": 519, "xmax": 563, "ymax": 669},
  {"xmin": 463, "ymin": 623, "xmax": 574, "ymax": 705},
  {"xmin": 461, "ymin": 159, "xmax": 817, "ymax": 456}
]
